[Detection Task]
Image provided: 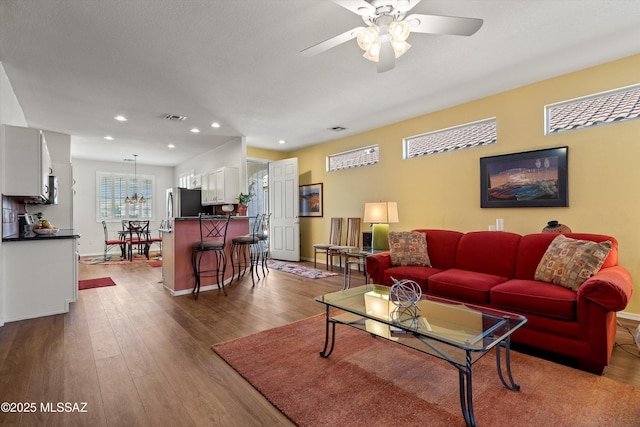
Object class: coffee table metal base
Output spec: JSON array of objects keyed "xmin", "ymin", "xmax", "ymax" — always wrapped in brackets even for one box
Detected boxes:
[{"xmin": 319, "ymin": 305, "xmax": 520, "ymax": 427}]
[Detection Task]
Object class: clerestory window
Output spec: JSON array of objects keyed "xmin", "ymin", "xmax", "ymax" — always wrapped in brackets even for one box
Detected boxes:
[
  {"xmin": 327, "ymin": 145, "xmax": 379, "ymax": 172},
  {"xmin": 546, "ymin": 84, "xmax": 640, "ymax": 135},
  {"xmin": 403, "ymin": 118, "xmax": 497, "ymax": 159}
]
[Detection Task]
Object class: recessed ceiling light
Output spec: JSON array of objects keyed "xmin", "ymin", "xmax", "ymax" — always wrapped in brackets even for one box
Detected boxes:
[
  {"xmin": 279, "ymin": 140, "xmax": 286, "ymax": 144},
  {"xmin": 211, "ymin": 122, "xmax": 221, "ymax": 128},
  {"xmin": 104, "ymin": 136, "xmax": 114, "ymax": 140},
  {"xmin": 168, "ymin": 144, "xmax": 175, "ymax": 148},
  {"xmin": 190, "ymin": 128, "xmax": 200, "ymax": 133},
  {"xmin": 114, "ymin": 115, "xmax": 128, "ymax": 122}
]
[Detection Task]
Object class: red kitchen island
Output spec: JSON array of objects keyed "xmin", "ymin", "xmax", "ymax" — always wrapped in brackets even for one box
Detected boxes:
[{"xmin": 160, "ymin": 216, "xmax": 250, "ymax": 296}]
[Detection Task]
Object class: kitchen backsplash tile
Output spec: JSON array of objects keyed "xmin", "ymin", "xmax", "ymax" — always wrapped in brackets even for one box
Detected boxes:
[{"xmin": 2, "ymin": 196, "xmax": 20, "ymax": 238}]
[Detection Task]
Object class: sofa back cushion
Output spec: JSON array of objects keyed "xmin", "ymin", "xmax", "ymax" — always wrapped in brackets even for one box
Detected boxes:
[
  {"xmin": 411, "ymin": 229, "xmax": 463, "ymax": 270},
  {"xmin": 514, "ymin": 233, "xmax": 618, "ymax": 280},
  {"xmin": 454, "ymin": 231, "xmax": 521, "ymax": 278}
]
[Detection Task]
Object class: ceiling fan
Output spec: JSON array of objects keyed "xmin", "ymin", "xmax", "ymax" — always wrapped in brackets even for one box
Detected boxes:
[{"xmin": 300, "ymin": 0, "xmax": 483, "ymax": 73}]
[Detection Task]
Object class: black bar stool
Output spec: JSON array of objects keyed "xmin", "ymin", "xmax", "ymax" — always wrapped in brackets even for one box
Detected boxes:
[
  {"xmin": 230, "ymin": 214, "xmax": 266, "ymax": 285},
  {"xmin": 256, "ymin": 213, "xmax": 270, "ymax": 278},
  {"xmin": 191, "ymin": 215, "xmax": 231, "ymax": 298}
]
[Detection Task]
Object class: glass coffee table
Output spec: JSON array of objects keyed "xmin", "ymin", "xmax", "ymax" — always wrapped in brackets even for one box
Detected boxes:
[{"xmin": 315, "ymin": 284, "xmax": 527, "ymax": 427}]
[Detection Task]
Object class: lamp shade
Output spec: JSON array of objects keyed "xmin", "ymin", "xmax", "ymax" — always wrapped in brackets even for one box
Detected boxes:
[{"xmin": 363, "ymin": 202, "xmax": 399, "ymax": 224}]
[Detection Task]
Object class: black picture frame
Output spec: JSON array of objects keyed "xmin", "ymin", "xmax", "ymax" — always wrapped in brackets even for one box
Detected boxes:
[
  {"xmin": 299, "ymin": 183, "xmax": 323, "ymax": 217},
  {"xmin": 480, "ymin": 147, "xmax": 568, "ymax": 208}
]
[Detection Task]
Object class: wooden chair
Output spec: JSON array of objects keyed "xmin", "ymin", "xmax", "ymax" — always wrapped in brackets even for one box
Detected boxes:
[
  {"xmin": 327, "ymin": 217, "xmax": 361, "ymax": 272},
  {"xmin": 102, "ymin": 220, "xmax": 125, "ymax": 261},
  {"xmin": 313, "ymin": 217, "xmax": 343, "ymax": 270}
]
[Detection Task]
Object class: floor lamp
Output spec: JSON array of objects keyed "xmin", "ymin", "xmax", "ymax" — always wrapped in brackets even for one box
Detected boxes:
[{"xmin": 363, "ymin": 202, "xmax": 399, "ymax": 250}]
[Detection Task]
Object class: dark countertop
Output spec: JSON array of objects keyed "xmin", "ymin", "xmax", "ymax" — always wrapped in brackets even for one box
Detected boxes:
[
  {"xmin": 2, "ymin": 229, "xmax": 81, "ymax": 242},
  {"xmin": 162, "ymin": 216, "xmax": 252, "ymax": 233}
]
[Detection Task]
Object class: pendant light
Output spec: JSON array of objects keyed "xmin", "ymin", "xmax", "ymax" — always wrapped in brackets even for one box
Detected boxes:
[{"xmin": 124, "ymin": 154, "xmax": 146, "ymax": 204}]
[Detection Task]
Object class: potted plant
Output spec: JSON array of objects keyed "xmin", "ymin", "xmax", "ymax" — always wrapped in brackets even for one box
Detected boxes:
[{"xmin": 236, "ymin": 192, "xmax": 253, "ymax": 216}]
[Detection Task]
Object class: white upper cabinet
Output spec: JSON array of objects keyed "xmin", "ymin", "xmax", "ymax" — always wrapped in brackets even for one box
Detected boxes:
[
  {"xmin": 2, "ymin": 125, "xmax": 52, "ymax": 202},
  {"xmin": 201, "ymin": 166, "xmax": 239, "ymax": 205}
]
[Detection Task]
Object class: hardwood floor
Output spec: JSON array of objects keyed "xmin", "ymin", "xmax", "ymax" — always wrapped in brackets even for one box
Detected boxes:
[{"xmin": 0, "ymin": 261, "xmax": 638, "ymax": 426}]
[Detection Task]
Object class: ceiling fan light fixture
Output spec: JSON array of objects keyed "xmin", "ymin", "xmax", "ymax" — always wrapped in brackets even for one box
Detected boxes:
[
  {"xmin": 363, "ymin": 41, "xmax": 382, "ymax": 62},
  {"xmin": 392, "ymin": 40, "xmax": 411, "ymax": 58},
  {"xmin": 389, "ymin": 20, "xmax": 411, "ymax": 41},
  {"xmin": 357, "ymin": 26, "xmax": 379, "ymax": 51}
]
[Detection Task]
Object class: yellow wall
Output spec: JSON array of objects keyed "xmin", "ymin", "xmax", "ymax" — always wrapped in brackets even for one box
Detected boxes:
[
  {"xmin": 284, "ymin": 54, "xmax": 640, "ymax": 316},
  {"xmin": 247, "ymin": 146, "xmax": 290, "ymax": 161}
]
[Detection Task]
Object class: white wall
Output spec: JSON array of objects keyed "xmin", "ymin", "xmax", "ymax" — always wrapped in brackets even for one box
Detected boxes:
[
  {"xmin": 0, "ymin": 62, "xmax": 27, "ymax": 128},
  {"xmin": 72, "ymin": 157, "xmax": 174, "ymax": 256},
  {"xmin": 176, "ymin": 136, "xmax": 248, "ymax": 192}
]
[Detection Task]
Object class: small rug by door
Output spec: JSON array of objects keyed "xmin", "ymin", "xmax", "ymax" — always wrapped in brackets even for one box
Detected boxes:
[
  {"xmin": 78, "ymin": 277, "xmax": 116, "ymax": 290},
  {"xmin": 213, "ymin": 315, "xmax": 640, "ymax": 427},
  {"xmin": 267, "ymin": 260, "xmax": 338, "ymax": 279}
]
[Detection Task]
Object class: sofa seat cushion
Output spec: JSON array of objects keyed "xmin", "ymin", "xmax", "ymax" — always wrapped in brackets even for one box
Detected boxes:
[
  {"xmin": 491, "ymin": 279, "xmax": 577, "ymax": 321},
  {"xmin": 428, "ymin": 268, "xmax": 508, "ymax": 304},
  {"xmin": 382, "ymin": 266, "xmax": 443, "ymax": 292}
]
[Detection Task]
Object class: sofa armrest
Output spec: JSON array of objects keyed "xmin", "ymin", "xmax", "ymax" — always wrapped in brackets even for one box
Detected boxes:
[
  {"xmin": 365, "ymin": 251, "xmax": 390, "ymax": 284},
  {"xmin": 578, "ymin": 266, "xmax": 633, "ymax": 312}
]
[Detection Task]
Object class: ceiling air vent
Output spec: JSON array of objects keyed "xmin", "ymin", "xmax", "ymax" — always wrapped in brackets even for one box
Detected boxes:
[
  {"xmin": 162, "ymin": 113, "xmax": 188, "ymax": 122},
  {"xmin": 328, "ymin": 126, "xmax": 347, "ymax": 132}
]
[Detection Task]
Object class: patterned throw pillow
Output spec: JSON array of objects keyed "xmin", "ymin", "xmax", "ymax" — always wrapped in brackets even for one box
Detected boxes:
[
  {"xmin": 389, "ymin": 231, "xmax": 431, "ymax": 267},
  {"xmin": 534, "ymin": 235, "xmax": 612, "ymax": 291}
]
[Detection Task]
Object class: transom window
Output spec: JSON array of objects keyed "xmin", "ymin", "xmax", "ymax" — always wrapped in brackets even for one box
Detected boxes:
[
  {"xmin": 97, "ymin": 172, "xmax": 154, "ymax": 221},
  {"xmin": 403, "ymin": 118, "xmax": 497, "ymax": 159},
  {"xmin": 327, "ymin": 145, "xmax": 379, "ymax": 172},
  {"xmin": 546, "ymin": 84, "xmax": 640, "ymax": 135}
]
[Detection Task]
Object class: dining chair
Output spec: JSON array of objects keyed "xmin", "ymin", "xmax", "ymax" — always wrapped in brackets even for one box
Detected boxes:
[
  {"xmin": 149, "ymin": 219, "xmax": 164, "ymax": 256},
  {"xmin": 327, "ymin": 217, "xmax": 361, "ymax": 272},
  {"xmin": 102, "ymin": 220, "xmax": 125, "ymax": 261},
  {"xmin": 313, "ymin": 217, "xmax": 343, "ymax": 270},
  {"xmin": 126, "ymin": 220, "xmax": 152, "ymax": 261}
]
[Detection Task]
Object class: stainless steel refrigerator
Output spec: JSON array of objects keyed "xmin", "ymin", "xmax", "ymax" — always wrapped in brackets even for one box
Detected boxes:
[{"xmin": 166, "ymin": 187, "xmax": 203, "ymax": 220}]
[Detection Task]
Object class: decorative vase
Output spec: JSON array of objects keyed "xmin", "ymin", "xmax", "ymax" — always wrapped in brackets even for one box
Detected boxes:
[
  {"xmin": 542, "ymin": 220, "xmax": 571, "ymax": 234},
  {"xmin": 238, "ymin": 205, "xmax": 248, "ymax": 216}
]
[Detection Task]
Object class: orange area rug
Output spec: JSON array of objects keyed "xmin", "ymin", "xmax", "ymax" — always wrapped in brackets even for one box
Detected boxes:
[{"xmin": 213, "ymin": 314, "xmax": 640, "ymax": 427}]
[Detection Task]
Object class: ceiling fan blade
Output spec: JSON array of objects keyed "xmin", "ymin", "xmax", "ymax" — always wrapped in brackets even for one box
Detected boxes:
[
  {"xmin": 332, "ymin": 0, "xmax": 376, "ymax": 16},
  {"xmin": 405, "ymin": 14, "xmax": 483, "ymax": 36},
  {"xmin": 377, "ymin": 41, "xmax": 395, "ymax": 73},
  {"xmin": 300, "ymin": 27, "xmax": 365, "ymax": 57}
]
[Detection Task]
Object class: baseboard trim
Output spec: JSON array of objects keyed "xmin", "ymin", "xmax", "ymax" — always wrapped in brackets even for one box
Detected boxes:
[{"xmin": 617, "ymin": 311, "xmax": 640, "ymax": 322}]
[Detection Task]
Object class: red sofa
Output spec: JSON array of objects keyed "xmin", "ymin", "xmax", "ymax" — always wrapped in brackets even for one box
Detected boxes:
[{"xmin": 365, "ymin": 229, "xmax": 633, "ymax": 374}]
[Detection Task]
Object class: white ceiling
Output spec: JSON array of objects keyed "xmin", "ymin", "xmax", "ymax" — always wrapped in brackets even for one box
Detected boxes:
[{"xmin": 0, "ymin": 0, "xmax": 639, "ymax": 166}]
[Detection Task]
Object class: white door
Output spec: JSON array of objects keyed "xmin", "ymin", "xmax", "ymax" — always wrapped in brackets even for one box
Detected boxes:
[{"xmin": 269, "ymin": 158, "xmax": 299, "ymax": 261}]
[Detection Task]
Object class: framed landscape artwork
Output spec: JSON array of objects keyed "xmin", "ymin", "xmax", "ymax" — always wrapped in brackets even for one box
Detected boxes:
[
  {"xmin": 299, "ymin": 183, "xmax": 323, "ymax": 217},
  {"xmin": 480, "ymin": 147, "xmax": 568, "ymax": 208}
]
